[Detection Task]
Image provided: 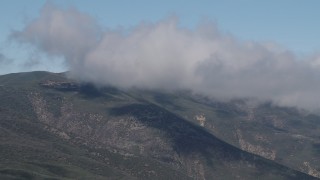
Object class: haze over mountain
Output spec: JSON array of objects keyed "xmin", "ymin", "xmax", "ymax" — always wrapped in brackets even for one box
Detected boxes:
[
  {"xmin": 0, "ymin": 0, "xmax": 320, "ymax": 180},
  {"xmin": 9, "ymin": 1, "xmax": 320, "ymax": 111},
  {"xmin": 1, "ymin": 1, "xmax": 320, "ymax": 179}
]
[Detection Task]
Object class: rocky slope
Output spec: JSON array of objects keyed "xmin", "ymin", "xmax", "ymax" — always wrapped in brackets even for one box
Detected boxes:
[{"xmin": 0, "ymin": 71, "xmax": 318, "ymax": 179}]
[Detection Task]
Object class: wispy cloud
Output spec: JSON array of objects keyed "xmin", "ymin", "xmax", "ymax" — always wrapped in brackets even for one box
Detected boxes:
[{"xmin": 11, "ymin": 2, "xmax": 320, "ymax": 110}]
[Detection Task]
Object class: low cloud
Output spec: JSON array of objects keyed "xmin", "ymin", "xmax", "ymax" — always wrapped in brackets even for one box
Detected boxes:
[{"xmin": 11, "ymin": 2, "xmax": 320, "ymax": 110}]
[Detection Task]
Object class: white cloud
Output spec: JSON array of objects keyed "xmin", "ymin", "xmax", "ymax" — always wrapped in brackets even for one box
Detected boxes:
[{"xmin": 11, "ymin": 2, "xmax": 320, "ymax": 110}]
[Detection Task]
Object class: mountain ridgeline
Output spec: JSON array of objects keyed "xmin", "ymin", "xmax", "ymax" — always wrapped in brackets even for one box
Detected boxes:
[{"xmin": 0, "ymin": 71, "xmax": 319, "ymax": 179}]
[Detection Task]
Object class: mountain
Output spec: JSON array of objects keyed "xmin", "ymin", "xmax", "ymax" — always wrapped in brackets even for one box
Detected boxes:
[{"xmin": 0, "ymin": 71, "xmax": 318, "ymax": 179}]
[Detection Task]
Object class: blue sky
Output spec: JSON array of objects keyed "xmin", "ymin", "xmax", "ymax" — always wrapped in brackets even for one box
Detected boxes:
[{"xmin": 0, "ymin": 0, "xmax": 320, "ymax": 73}]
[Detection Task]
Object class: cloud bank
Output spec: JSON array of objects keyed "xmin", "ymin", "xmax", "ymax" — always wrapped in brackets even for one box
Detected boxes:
[{"xmin": 11, "ymin": 2, "xmax": 320, "ymax": 110}]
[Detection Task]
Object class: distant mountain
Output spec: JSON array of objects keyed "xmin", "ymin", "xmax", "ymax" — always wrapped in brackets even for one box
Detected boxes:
[{"xmin": 0, "ymin": 71, "xmax": 318, "ymax": 179}]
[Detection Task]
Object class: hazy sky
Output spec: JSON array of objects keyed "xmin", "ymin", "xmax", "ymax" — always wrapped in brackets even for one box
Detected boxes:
[{"xmin": 2, "ymin": 0, "xmax": 320, "ymax": 110}]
